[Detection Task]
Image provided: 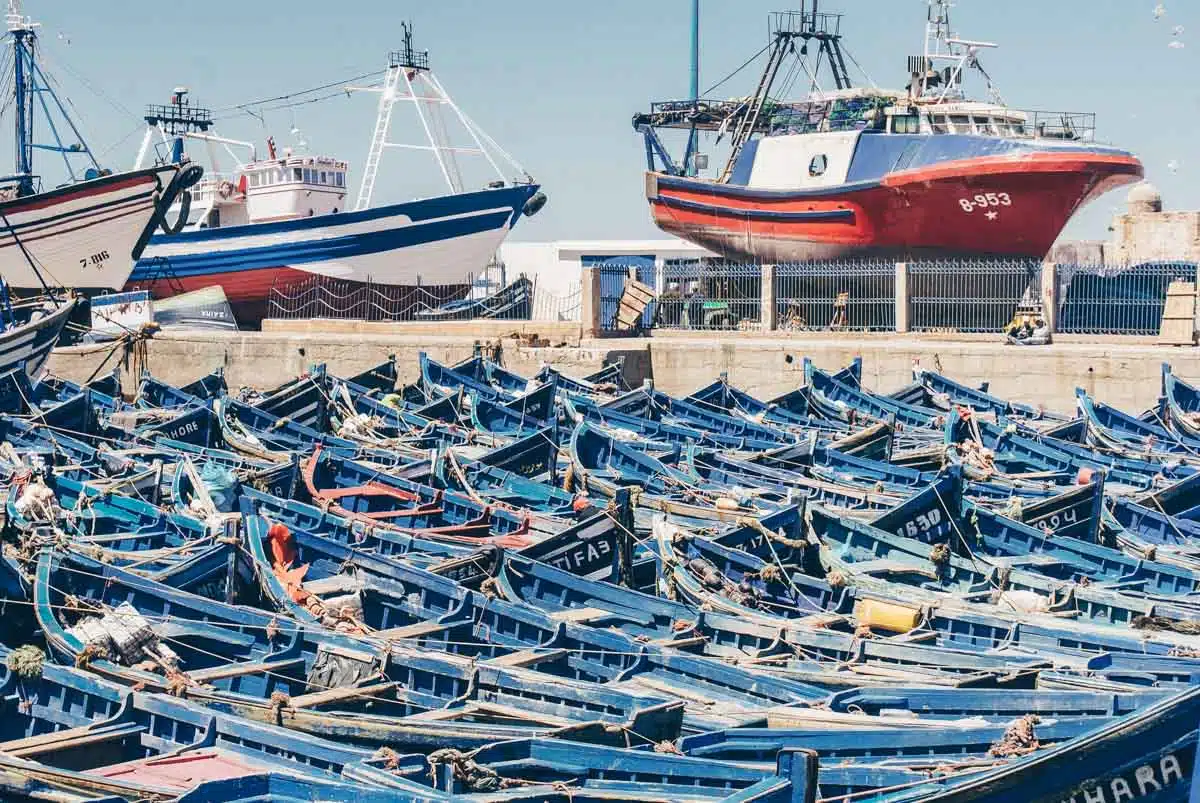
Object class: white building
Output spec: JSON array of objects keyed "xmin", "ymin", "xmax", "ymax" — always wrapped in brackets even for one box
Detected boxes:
[{"xmin": 498, "ymin": 238, "xmax": 715, "ymax": 321}]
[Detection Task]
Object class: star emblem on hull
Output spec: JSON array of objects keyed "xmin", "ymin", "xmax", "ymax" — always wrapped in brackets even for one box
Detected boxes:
[{"xmin": 985, "ymin": 211, "xmax": 999, "ymax": 221}]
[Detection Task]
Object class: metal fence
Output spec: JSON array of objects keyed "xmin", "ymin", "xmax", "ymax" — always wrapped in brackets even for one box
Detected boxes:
[
  {"xmin": 531, "ymin": 281, "xmax": 581, "ymax": 322},
  {"xmin": 775, "ymin": 260, "xmax": 895, "ymax": 332},
  {"xmin": 591, "ymin": 258, "xmax": 656, "ymax": 332},
  {"xmin": 1057, "ymin": 262, "xmax": 1195, "ymax": 335},
  {"xmin": 655, "ymin": 261, "xmax": 762, "ymax": 331},
  {"xmin": 266, "ymin": 276, "xmax": 470, "ymax": 321},
  {"xmin": 910, "ymin": 259, "xmax": 1041, "ymax": 333}
]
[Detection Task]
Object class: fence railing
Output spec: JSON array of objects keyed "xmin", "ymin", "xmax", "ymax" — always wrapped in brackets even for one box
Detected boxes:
[
  {"xmin": 1056, "ymin": 262, "xmax": 1196, "ymax": 336},
  {"xmin": 266, "ymin": 276, "xmax": 471, "ymax": 321},
  {"xmin": 266, "ymin": 274, "xmax": 547, "ymax": 322},
  {"xmin": 776, "ymin": 261, "xmax": 895, "ymax": 332},
  {"xmin": 655, "ymin": 262, "xmax": 761, "ymax": 331},
  {"xmin": 581, "ymin": 257, "xmax": 1199, "ymax": 338},
  {"xmin": 910, "ymin": 259, "xmax": 1041, "ymax": 333}
]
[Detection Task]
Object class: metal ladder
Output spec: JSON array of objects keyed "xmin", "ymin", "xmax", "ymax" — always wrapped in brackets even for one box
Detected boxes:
[{"xmin": 354, "ymin": 61, "xmax": 404, "ymax": 212}]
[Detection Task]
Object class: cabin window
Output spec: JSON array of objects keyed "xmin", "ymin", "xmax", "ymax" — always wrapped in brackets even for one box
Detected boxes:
[
  {"xmin": 892, "ymin": 114, "xmax": 921, "ymax": 134},
  {"xmin": 949, "ymin": 115, "xmax": 970, "ymax": 134},
  {"xmin": 973, "ymin": 116, "xmax": 996, "ymax": 135},
  {"xmin": 808, "ymin": 154, "xmax": 828, "ymax": 177},
  {"xmin": 1009, "ymin": 121, "xmax": 1027, "ymax": 136},
  {"xmin": 337, "ymin": 173, "xmax": 345, "ymax": 187},
  {"xmin": 929, "ymin": 115, "xmax": 950, "ymax": 134},
  {"xmin": 319, "ymin": 171, "xmax": 327, "ymax": 184},
  {"xmin": 292, "ymin": 168, "xmax": 302, "ymax": 181}
]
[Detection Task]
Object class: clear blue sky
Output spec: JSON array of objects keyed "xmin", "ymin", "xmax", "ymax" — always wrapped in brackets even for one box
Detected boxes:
[{"xmin": 14, "ymin": 0, "xmax": 1196, "ymax": 244}]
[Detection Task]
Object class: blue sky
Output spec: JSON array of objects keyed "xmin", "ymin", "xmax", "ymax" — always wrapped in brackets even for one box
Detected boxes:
[{"xmin": 13, "ymin": 0, "xmax": 1196, "ymax": 243}]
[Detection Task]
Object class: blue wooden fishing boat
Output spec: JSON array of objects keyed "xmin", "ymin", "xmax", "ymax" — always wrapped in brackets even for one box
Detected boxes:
[
  {"xmin": 419, "ymin": 352, "xmax": 510, "ymax": 403},
  {"xmin": 867, "ymin": 685, "xmax": 1200, "ymax": 802},
  {"xmin": 1077, "ymin": 387, "xmax": 1200, "ymax": 458},
  {"xmin": 468, "ymin": 376, "xmax": 558, "ymax": 436},
  {"xmin": 135, "ymin": 368, "xmax": 227, "ymax": 410},
  {"xmin": 570, "ymin": 421, "xmax": 775, "ymax": 522},
  {"xmin": 301, "ymin": 447, "xmax": 548, "ymax": 547},
  {"xmin": 33, "ymin": 550, "xmax": 699, "ymax": 751},
  {"xmin": 915, "ymin": 365, "xmax": 1065, "ymax": 420},
  {"xmin": 687, "ymin": 373, "xmax": 849, "ymax": 435},
  {"xmin": 805, "ymin": 359, "xmax": 942, "ymax": 430},
  {"xmin": 241, "ymin": 515, "xmax": 820, "ymax": 731}
]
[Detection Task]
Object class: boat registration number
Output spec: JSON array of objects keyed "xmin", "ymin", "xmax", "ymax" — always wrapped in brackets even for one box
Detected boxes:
[
  {"xmin": 959, "ymin": 193, "xmax": 1012, "ymax": 212},
  {"xmin": 895, "ymin": 507, "xmax": 942, "ymax": 539},
  {"xmin": 80, "ymin": 250, "xmax": 111, "ymax": 270},
  {"xmin": 1053, "ymin": 751, "xmax": 1186, "ymax": 803}
]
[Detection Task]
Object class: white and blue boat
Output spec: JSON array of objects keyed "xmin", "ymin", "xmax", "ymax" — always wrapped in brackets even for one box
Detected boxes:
[{"xmin": 125, "ymin": 27, "xmax": 544, "ymax": 323}]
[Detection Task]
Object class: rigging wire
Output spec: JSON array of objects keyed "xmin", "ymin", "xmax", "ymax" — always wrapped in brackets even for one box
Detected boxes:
[
  {"xmin": 214, "ymin": 69, "xmax": 384, "ymax": 114},
  {"xmin": 701, "ymin": 42, "xmax": 772, "ymax": 98}
]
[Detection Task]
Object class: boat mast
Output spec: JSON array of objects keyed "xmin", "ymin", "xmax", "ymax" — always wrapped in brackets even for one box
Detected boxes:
[
  {"xmin": 6, "ymin": 0, "xmax": 101, "ymax": 195},
  {"xmin": 719, "ymin": 4, "xmax": 849, "ymax": 183},
  {"xmin": 350, "ymin": 24, "xmax": 533, "ymax": 212},
  {"xmin": 913, "ymin": 1, "xmax": 1002, "ymax": 104},
  {"xmin": 683, "ymin": 0, "xmax": 700, "ymax": 177},
  {"xmin": 8, "ymin": 1, "xmax": 35, "ymax": 193}
]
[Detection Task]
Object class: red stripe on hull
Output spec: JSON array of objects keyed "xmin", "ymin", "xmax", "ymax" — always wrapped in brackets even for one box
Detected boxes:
[
  {"xmin": 650, "ymin": 154, "xmax": 1143, "ymax": 262},
  {"xmin": 125, "ymin": 266, "xmax": 312, "ymax": 305}
]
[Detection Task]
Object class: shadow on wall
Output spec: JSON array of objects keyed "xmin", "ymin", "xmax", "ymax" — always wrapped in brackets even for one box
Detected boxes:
[{"xmin": 606, "ymin": 348, "xmax": 653, "ymax": 390}]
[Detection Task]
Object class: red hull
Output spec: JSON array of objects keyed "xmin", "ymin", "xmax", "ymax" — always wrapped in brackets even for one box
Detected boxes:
[
  {"xmin": 124, "ymin": 266, "xmax": 312, "ymax": 325},
  {"xmin": 649, "ymin": 152, "xmax": 1144, "ymax": 262}
]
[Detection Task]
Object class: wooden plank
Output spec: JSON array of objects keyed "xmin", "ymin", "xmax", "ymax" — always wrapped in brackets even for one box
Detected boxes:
[
  {"xmin": 189, "ymin": 657, "xmax": 305, "ymax": 683},
  {"xmin": 548, "ymin": 606, "xmax": 612, "ymax": 623},
  {"xmin": 614, "ymin": 280, "xmax": 655, "ymax": 330},
  {"xmin": 373, "ymin": 620, "xmax": 454, "ymax": 640},
  {"xmin": 1158, "ymin": 281, "xmax": 1196, "ymax": 345},
  {"xmin": 0, "ymin": 722, "xmax": 146, "ymax": 758},
  {"xmin": 486, "ymin": 648, "xmax": 569, "ymax": 668},
  {"xmin": 288, "ymin": 681, "xmax": 398, "ymax": 710}
]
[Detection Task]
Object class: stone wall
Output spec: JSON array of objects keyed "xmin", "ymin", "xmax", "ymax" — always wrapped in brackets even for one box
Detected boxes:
[{"xmin": 47, "ymin": 325, "xmax": 1198, "ymax": 417}]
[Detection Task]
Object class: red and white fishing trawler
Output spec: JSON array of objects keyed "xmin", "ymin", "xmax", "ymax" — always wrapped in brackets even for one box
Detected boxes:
[
  {"xmin": 634, "ymin": 1, "xmax": 1143, "ymax": 262},
  {"xmin": 0, "ymin": 2, "xmax": 192, "ymax": 292}
]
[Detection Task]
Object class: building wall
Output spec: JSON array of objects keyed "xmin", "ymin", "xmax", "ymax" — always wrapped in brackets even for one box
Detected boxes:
[
  {"xmin": 498, "ymin": 238, "xmax": 715, "ymax": 321},
  {"xmin": 1110, "ymin": 211, "xmax": 1200, "ymax": 264}
]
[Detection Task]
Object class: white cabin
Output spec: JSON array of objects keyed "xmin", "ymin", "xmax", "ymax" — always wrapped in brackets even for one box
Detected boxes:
[{"xmin": 185, "ymin": 151, "xmax": 350, "ymax": 230}]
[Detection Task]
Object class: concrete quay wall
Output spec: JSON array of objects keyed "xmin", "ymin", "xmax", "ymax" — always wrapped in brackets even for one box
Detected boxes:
[{"xmin": 47, "ymin": 328, "xmax": 1197, "ymax": 416}]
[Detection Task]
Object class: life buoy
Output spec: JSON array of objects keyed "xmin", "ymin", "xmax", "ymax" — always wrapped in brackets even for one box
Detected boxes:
[{"xmin": 218, "ymin": 180, "xmax": 236, "ymax": 199}]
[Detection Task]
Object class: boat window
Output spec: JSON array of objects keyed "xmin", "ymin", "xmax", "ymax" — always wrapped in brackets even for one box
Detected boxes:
[
  {"xmin": 319, "ymin": 171, "xmax": 327, "ymax": 184},
  {"xmin": 808, "ymin": 154, "xmax": 828, "ymax": 177},
  {"xmin": 973, "ymin": 116, "xmax": 996, "ymax": 135},
  {"xmin": 892, "ymin": 114, "xmax": 921, "ymax": 134},
  {"xmin": 929, "ymin": 115, "xmax": 950, "ymax": 134},
  {"xmin": 292, "ymin": 168, "xmax": 302, "ymax": 182},
  {"xmin": 949, "ymin": 115, "xmax": 970, "ymax": 133}
]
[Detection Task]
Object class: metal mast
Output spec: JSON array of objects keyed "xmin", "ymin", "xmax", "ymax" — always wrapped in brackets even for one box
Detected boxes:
[
  {"xmin": 350, "ymin": 23, "xmax": 533, "ymax": 212},
  {"xmin": 8, "ymin": 1, "xmax": 36, "ymax": 188},
  {"xmin": 6, "ymin": 0, "xmax": 101, "ymax": 195},
  {"xmin": 720, "ymin": 5, "xmax": 850, "ymax": 182},
  {"xmin": 683, "ymin": 0, "xmax": 700, "ymax": 176}
]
